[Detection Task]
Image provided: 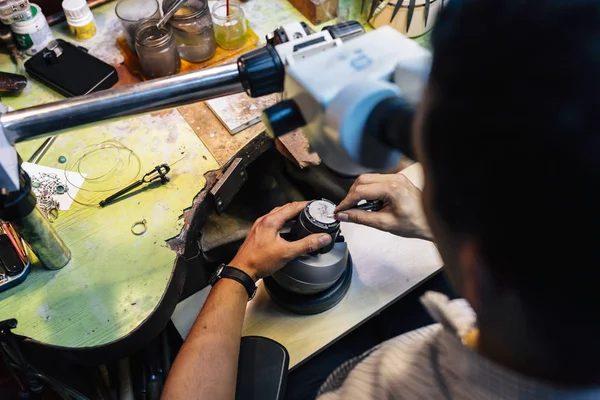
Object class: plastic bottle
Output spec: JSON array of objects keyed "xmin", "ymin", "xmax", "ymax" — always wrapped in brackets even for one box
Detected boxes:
[
  {"xmin": 11, "ymin": 3, "xmax": 54, "ymax": 55},
  {"xmin": 62, "ymin": 0, "xmax": 96, "ymax": 41}
]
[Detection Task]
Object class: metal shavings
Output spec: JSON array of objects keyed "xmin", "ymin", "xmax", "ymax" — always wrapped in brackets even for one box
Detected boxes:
[{"xmin": 30, "ymin": 172, "xmax": 68, "ymax": 219}]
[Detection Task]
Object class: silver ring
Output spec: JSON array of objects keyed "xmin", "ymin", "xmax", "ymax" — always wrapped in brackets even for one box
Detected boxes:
[{"xmin": 131, "ymin": 219, "xmax": 147, "ymax": 235}]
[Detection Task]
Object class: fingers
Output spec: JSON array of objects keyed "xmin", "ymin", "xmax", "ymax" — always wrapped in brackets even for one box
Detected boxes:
[
  {"xmin": 268, "ymin": 206, "xmax": 283, "ymax": 215},
  {"xmin": 336, "ymin": 183, "xmax": 390, "ymax": 212},
  {"xmin": 286, "ymin": 233, "xmax": 332, "ymax": 259},
  {"xmin": 350, "ymin": 173, "xmax": 389, "ymax": 185},
  {"xmin": 335, "ymin": 209, "xmax": 394, "ymax": 231},
  {"xmin": 262, "ymin": 201, "xmax": 308, "ymax": 229}
]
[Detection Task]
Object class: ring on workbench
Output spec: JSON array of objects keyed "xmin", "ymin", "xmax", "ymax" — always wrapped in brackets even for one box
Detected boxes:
[
  {"xmin": 48, "ymin": 208, "xmax": 59, "ymax": 220},
  {"xmin": 131, "ymin": 219, "xmax": 147, "ymax": 235}
]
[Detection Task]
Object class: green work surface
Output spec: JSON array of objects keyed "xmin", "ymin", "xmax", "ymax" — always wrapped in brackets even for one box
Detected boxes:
[
  {"xmin": 0, "ymin": 111, "xmax": 219, "ymax": 347},
  {"xmin": 0, "ymin": 2, "xmax": 219, "ymax": 348}
]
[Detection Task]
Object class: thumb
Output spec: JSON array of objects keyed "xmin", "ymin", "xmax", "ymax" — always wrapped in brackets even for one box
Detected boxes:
[
  {"xmin": 287, "ymin": 233, "xmax": 332, "ymax": 258},
  {"xmin": 336, "ymin": 210, "xmax": 392, "ymax": 230}
]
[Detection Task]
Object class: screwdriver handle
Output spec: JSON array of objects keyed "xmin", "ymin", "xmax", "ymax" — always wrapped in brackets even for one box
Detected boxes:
[{"xmin": 99, "ymin": 180, "xmax": 143, "ymax": 207}]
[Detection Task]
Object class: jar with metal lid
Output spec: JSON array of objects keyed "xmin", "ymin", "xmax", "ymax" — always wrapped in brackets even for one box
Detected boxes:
[
  {"xmin": 162, "ymin": 0, "xmax": 216, "ymax": 63},
  {"xmin": 135, "ymin": 18, "xmax": 181, "ymax": 79}
]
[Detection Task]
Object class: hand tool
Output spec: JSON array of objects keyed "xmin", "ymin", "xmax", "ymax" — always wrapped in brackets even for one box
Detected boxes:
[
  {"xmin": 406, "ymin": 0, "xmax": 416, "ymax": 32},
  {"xmin": 391, "ymin": 0, "xmax": 405, "ymax": 24},
  {"xmin": 424, "ymin": 0, "xmax": 431, "ymax": 27},
  {"xmin": 99, "ymin": 164, "xmax": 170, "ymax": 207},
  {"xmin": 157, "ymin": 0, "xmax": 186, "ymax": 29},
  {"xmin": 327, "ymin": 200, "xmax": 384, "ymax": 219},
  {"xmin": 355, "ymin": 199, "xmax": 384, "ymax": 212}
]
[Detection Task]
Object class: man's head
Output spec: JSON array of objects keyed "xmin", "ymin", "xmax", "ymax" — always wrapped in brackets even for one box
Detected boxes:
[{"xmin": 413, "ymin": 0, "xmax": 600, "ymax": 365}]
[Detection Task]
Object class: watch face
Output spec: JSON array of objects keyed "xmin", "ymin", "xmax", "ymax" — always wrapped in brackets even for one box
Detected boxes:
[
  {"xmin": 209, "ymin": 266, "xmax": 224, "ymax": 286},
  {"xmin": 307, "ymin": 200, "xmax": 336, "ymax": 225}
]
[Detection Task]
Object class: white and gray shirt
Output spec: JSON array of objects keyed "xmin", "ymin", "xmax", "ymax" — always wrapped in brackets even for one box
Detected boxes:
[{"xmin": 317, "ymin": 292, "xmax": 600, "ymax": 400}]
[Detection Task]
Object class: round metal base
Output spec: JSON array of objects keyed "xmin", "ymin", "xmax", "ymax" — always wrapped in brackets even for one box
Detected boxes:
[{"xmin": 263, "ymin": 255, "xmax": 353, "ymax": 315}]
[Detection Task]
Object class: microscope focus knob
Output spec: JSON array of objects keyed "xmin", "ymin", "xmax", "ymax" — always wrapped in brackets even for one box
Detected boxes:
[
  {"xmin": 237, "ymin": 45, "xmax": 285, "ymax": 98},
  {"xmin": 261, "ymin": 99, "xmax": 307, "ymax": 138}
]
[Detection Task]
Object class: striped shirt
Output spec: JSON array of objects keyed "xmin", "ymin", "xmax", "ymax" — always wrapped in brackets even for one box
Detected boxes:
[{"xmin": 317, "ymin": 292, "xmax": 600, "ymax": 400}]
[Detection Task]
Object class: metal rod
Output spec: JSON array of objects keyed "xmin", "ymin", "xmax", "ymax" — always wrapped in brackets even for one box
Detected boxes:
[
  {"xmin": 158, "ymin": 0, "xmax": 187, "ymax": 29},
  {"xmin": 27, "ymin": 136, "xmax": 57, "ymax": 163},
  {"xmin": 1, "ymin": 63, "xmax": 244, "ymax": 144}
]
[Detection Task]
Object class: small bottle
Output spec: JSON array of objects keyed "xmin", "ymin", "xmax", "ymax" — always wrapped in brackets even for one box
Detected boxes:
[
  {"xmin": 212, "ymin": 0, "xmax": 247, "ymax": 50},
  {"xmin": 135, "ymin": 18, "xmax": 180, "ymax": 79},
  {"xmin": 62, "ymin": 0, "xmax": 97, "ymax": 41},
  {"xmin": 11, "ymin": 3, "xmax": 54, "ymax": 55}
]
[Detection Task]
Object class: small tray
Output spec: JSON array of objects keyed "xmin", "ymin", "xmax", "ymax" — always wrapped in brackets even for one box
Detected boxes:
[{"xmin": 117, "ymin": 26, "xmax": 260, "ymax": 81}]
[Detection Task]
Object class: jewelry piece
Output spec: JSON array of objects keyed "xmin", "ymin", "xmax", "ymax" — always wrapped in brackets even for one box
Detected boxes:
[
  {"xmin": 48, "ymin": 208, "xmax": 59, "ymax": 221},
  {"xmin": 131, "ymin": 219, "xmax": 147, "ymax": 236}
]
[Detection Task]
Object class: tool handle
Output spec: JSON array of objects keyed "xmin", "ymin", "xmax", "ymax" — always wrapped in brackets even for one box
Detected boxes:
[
  {"xmin": 356, "ymin": 200, "xmax": 384, "ymax": 212},
  {"xmin": 99, "ymin": 180, "xmax": 143, "ymax": 207}
]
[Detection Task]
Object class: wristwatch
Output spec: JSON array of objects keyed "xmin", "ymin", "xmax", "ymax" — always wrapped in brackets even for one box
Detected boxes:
[{"xmin": 209, "ymin": 264, "xmax": 257, "ymax": 300}]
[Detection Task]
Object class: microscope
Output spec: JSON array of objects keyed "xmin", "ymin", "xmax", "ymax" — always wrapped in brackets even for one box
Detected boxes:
[{"xmin": 0, "ymin": 21, "xmax": 431, "ymax": 311}]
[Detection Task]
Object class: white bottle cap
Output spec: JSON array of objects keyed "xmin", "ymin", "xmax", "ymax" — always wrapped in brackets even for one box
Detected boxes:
[{"xmin": 62, "ymin": 0, "xmax": 94, "ymax": 26}]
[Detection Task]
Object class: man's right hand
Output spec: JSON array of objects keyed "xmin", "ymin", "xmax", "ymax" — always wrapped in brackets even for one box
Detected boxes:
[{"xmin": 335, "ymin": 173, "xmax": 433, "ymax": 241}]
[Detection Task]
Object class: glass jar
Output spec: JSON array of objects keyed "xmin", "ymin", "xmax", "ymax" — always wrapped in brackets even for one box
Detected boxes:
[
  {"xmin": 115, "ymin": 0, "xmax": 160, "ymax": 52},
  {"xmin": 212, "ymin": 0, "xmax": 247, "ymax": 50},
  {"xmin": 162, "ymin": 0, "xmax": 216, "ymax": 63},
  {"xmin": 135, "ymin": 19, "xmax": 181, "ymax": 79}
]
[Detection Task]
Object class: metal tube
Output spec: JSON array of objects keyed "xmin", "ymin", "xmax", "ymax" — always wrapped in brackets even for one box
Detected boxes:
[
  {"xmin": 2, "ymin": 63, "xmax": 244, "ymax": 144},
  {"xmin": 10, "ymin": 207, "xmax": 71, "ymax": 270},
  {"xmin": 27, "ymin": 136, "xmax": 57, "ymax": 163}
]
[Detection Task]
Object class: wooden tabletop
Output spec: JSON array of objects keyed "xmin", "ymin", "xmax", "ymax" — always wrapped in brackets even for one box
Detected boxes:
[{"xmin": 172, "ymin": 164, "xmax": 443, "ymax": 369}]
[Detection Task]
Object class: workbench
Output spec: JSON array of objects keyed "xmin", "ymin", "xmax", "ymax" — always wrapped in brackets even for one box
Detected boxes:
[
  {"xmin": 173, "ymin": 163, "xmax": 442, "ymax": 369},
  {"xmin": 0, "ymin": 0, "xmax": 440, "ymax": 367}
]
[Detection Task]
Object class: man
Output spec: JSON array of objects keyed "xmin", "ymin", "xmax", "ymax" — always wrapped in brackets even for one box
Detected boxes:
[{"xmin": 163, "ymin": 0, "xmax": 600, "ymax": 398}]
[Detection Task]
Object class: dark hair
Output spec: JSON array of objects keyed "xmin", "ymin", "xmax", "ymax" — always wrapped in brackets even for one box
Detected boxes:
[{"xmin": 424, "ymin": 0, "xmax": 600, "ymax": 322}]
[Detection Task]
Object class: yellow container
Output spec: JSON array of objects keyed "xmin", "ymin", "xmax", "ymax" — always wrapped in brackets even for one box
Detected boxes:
[{"xmin": 62, "ymin": 0, "xmax": 97, "ymax": 40}]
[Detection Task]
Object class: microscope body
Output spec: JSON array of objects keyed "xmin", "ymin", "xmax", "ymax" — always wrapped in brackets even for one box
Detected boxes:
[{"xmin": 264, "ymin": 26, "xmax": 431, "ymax": 176}]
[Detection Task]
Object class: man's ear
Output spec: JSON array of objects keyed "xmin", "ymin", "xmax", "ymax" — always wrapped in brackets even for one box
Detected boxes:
[{"xmin": 459, "ymin": 241, "xmax": 483, "ymax": 313}]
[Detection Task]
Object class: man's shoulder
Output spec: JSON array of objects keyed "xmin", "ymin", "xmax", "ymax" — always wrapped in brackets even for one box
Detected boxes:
[
  {"xmin": 318, "ymin": 323, "xmax": 447, "ymax": 399},
  {"xmin": 318, "ymin": 299, "xmax": 475, "ymax": 400}
]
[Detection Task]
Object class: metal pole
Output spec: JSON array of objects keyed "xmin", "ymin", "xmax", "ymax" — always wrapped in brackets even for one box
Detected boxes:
[
  {"xmin": 27, "ymin": 136, "xmax": 57, "ymax": 163},
  {"xmin": 1, "ymin": 63, "xmax": 244, "ymax": 144}
]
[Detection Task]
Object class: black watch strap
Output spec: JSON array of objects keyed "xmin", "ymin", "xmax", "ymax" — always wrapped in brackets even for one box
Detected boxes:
[{"xmin": 209, "ymin": 264, "xmax": 257, "ymax": 300}]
